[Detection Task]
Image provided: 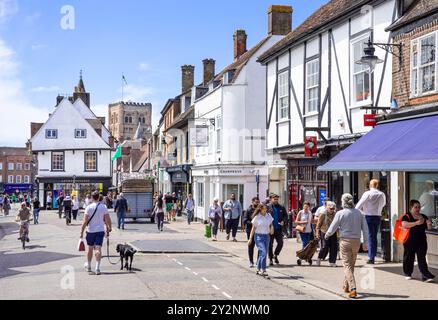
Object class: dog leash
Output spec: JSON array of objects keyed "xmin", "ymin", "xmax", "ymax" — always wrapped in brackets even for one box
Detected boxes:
[{"xmin": 105, "ymin": 235, "xmax": 121, "ymax": 265}]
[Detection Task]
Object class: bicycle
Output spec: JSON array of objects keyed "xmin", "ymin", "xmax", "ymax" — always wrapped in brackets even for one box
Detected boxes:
[{"xmin": 18, "ymin": 221, "xmax": 30, "ymax": 250}]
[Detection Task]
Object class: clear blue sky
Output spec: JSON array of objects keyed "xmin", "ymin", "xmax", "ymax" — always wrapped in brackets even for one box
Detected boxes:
[{"xmin": 0, "ymin": 0, "xmax": 326, "ymax": 147}]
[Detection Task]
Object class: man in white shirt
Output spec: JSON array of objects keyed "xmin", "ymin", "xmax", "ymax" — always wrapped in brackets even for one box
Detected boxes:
[
  {"xmin": 80, "ymin": 191, "xmax": 112, "ymax": 275},
  {"xmin": 355, "ymin": 179, "xmax": 386, "ymax": 264},
  {"xmin": 419, "ymin": 180, "xmax": 438, "ymax": 218}
]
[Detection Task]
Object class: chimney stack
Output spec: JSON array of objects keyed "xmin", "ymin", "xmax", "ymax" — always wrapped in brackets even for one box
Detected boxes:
[
  {"xmin": 268, "ymin": 5, "xmax": 293, "ymax": 36},
  {"xmin": 202, "ymin": 59, "xmax": 216, "ymax": 86},
  {"xmin": 181, "ymin": 65, "xmax": 195, "ymax": 93},
  {"xmin": 234, "ymin": 30, "xmax": 247, "ymax": 61}
]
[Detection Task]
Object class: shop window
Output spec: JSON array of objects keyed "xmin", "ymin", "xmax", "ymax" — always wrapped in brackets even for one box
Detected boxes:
[
  {"xmin": 222, "ymin": 184, "xmax": 244, "ymax": 205},
  {"xmin": 409, "ymin": 173, "xmax": 438, "ymax": 221}
]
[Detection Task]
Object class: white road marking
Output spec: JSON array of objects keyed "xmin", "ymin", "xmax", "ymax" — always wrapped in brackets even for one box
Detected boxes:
[
  {"xmin": 177, "ymin": 261, "xmax": 183, "ymax": 266},
  {"xmin": 212, "ymin": 284, "xmax": 220, "ymax": 290},
  {"xmin": 193, "ymin": 272, "xmax": 199, "ymax": 276},
  {"xmin": 202, "ymin": 277, "xmax": 209, "ymax": 283},
  {"xmin": 185, "ymin": 267, "xmax": 191, "ymax": 271},
  {"xmin": 222, "ymin": 292, "xmax": 232, "ymax": 299}
]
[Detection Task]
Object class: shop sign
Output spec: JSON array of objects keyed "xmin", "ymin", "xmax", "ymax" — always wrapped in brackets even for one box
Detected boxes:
[
  {"xmin": 364, "ymin": 114, "xmax": 377, "ymax": 127},
  {"xmin": 305, "ymin": 137, "xmax": 318, "ymax": 157}
]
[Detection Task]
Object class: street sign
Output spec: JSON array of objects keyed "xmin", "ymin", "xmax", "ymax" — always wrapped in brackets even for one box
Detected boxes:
[
  {"xmin": 305, "ymin": 137, "xmax": 318, "ymax": 157},
  {"xmin": 364, "ymin": 114, "xmax": 377, "ymax": 127}
]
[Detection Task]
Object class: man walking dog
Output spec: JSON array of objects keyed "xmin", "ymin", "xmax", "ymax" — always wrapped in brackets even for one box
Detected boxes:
[{"xmin": 80, "ymin": 191, "xmax": 112, "ymax": 275}]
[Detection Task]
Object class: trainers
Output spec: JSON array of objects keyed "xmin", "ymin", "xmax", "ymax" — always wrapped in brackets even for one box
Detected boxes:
[
  {"xmin": 330, "ymin": 263, "xmax": 337, "ymax": 268},
  {"xmin": 95, "ymin": 269, "xmax": 101, "ymax": 275},
  {"xmin": 405, "ymin": 275, "xmax": 412, "ymax": 280},
  {"xmin": 423, "ymin": 277, "xmax": 434, "ymax": 283},
  {"xmin": 366, "ymin": 260, "xmax": 375, "ymax": 265},
  {"xmin": 315, "ymin": 259, "xmax": 321, "ymax": 266},
  {"xmin": 274, "ymin": 256, "xmax": 280, "ymax": 265},
  {"xmin": 249, "ymin": 263, "xmax": 255, "ymax": 268},
  {"xmin": 226, "ymin": 234, "xmax": 230, "ymax": 241},
  {"xmin": 232, "ymin": 238, "xmax": 238, "ymax": 242},
  {"xmin": 84, "ymin": 263, "xmax": 91, "ymax": 273}
]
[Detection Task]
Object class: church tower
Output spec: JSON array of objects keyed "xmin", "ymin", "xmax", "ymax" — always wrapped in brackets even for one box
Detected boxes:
[{"xmin": 72, "ymin": 70, "xmax": 91, "ymax": 107}]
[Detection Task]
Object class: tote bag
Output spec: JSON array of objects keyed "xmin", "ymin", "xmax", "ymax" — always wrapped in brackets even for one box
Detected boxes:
[{"xmin": 393, "ymin": 214, "xmax": 410, "ymax": 244}]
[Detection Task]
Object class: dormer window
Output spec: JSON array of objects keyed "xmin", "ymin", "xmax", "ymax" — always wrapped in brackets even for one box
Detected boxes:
[
  {"xmin": 46, "ymin": 129, "xmax": 58, "ymax": 139},
  {"xmin": 75, "ymin": 129, "xmax": 87, "ymax": 139}
]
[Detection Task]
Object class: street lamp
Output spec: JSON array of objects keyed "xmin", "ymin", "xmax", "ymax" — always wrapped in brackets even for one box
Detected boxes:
[{"xmin": 356, "ymin": 37, "xmax": 402, "ymax": 72}]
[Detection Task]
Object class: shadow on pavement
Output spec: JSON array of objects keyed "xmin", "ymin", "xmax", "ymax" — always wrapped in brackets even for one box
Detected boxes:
[
  {"xmin": 0, "ymin": 223, "xmax": 19, "ymax": 241},
  {"xmin": 374, "ymin": 265, "xmax": 438, "ymax": 286},
  {"xmin": 0, "ymin": 250, "xmax": 79, "ymax": 279},
  {"xmin": 356, "ymin": 292, "xmax": 410, "ymax": 299},
  {"xmin": 25, "ymin": 245, "xmax": 47, "ymax": 250}
]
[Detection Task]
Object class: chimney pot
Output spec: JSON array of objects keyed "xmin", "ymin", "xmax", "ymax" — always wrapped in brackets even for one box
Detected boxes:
[
  {"xmin": 181, "ymin": 65, "xmax": 195, "ymax": 93},
  {"xmin": 268, "ymin": 5, "xmax": 293, "ymax": 36},
  {"xmin": 202, "ymin": 59, "xmax": 216, "ymax": 86},
  {"xmin": 233, "ymin": 30, "xmax": 247, "ymax": 61}
]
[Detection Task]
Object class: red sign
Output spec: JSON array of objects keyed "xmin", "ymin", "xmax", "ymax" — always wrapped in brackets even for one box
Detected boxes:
[
  {"xmin": 364, "ymin": 114, "xmax": 377, "ymax": 127},
  {"xmin": 305, "ymin": 137, "xmax": 318, "ymax": 157}
]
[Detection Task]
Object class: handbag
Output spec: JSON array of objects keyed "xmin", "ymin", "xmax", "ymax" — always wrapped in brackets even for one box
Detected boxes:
[
  {"xmin": 295, "ymin": 211, "xmax": 309, "ymax": 233},
  {"xmin": 78, "ymin": 238, "xmax": 86, "ymax": 252},
  {"xmin": 394, "ymin": 213, "xmax": 410, "ymax": 244}
]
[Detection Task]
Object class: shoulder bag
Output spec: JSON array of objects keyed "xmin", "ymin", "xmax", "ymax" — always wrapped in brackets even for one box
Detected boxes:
[{"xmin": 394, "ymin": 213, "xmax": 411, "ymax": 244}]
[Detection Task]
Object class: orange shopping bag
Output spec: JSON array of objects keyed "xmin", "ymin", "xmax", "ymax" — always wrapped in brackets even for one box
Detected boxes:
[{"xmin": 393, "ymin": 214, "xmax": 410, "ymax": 244}]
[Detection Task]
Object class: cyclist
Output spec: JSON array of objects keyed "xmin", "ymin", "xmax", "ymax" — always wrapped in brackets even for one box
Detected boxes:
[{"xmin": 16, "ymin": 202, "xmax": 32, "ymax": 242}]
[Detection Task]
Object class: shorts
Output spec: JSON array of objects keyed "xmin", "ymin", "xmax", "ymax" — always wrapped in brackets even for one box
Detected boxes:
[
  {"xmin": 86, "ymin": 231, "xmax": 105, "ymax": 247},
  {"xmin": 166, "ymin": 204, "xmax": 173, "ymax": 212}
]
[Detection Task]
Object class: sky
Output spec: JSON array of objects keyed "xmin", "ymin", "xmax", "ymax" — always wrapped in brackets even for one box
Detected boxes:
[{"xmin": 0, "ymin": 0, "xmax": 327, "ymax": 147}]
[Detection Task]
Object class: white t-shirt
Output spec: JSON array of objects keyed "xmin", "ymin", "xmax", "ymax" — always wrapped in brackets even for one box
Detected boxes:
[
  {"xmin": 85, "ymin": 202, "xmax": 108, "ymax": 233},
  {"xmin": 315, "ymin": 206, "xmax": 326, "ymax": 219},
  {"xmin": 251, "ymin": 213, "xmax": 274, "ymax": 235}
]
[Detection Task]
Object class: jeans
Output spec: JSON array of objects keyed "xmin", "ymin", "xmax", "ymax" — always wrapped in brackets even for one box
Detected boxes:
[
  {"xmin": 33, "ymin": 209, "xmax": 39, "ymax": 224},
  {"xmin": 211, "ymin": 217, "xmax": 220, "ymax": 236},
  {"xmin": 300, "ymin": 232, "xmax": 311, "ymax": 249},
  {"xmin": 254, "ymin": 234, "xmax": 270, "ymax": 271},
  {"xmin": 269, "ymin": 229, "xmax": 284, "ymax": 260},
  {"xmin": 403, "ymin": 241, "xmax": 435, "ymax": 279},
  {"xmin": 187, "ymin": 210, "xmax": 194, "ymax": 225},
  {"xmin": 117, "ymin": 211, "xmax": 126, "ymax": 229},
  {"xmin": 226, "ymin": 218, "xmax": 239, "ymax": 238},
  {"xmin": 318, "ymin": 232, "xmax": 338, "ymax": 264},
  {"xmin": 72, "ymin": 209, "xmax": 79, "ymax": 220},
  {"xmin": 156, "ymin": 212, "xmax": 164, "ymax": 231},
  {"xmin": 365, "ymin": 216, "xmax": 381, "ymax": 261},
  {"xmin": 246, "ymin": 223, "xmax": 256, "ymax": 264}
]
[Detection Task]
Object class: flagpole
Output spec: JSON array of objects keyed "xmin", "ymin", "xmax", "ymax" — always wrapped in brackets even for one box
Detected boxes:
[{"xmin": 122, "ymin": 74, "xmax": 124, "ymax": 102}]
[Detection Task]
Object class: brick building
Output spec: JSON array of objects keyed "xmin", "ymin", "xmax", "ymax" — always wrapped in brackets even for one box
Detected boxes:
[
  {"xmin": 108, "ymin": 102, "xmax": 152, "ymax": 143},
  {"xmin": 0, "ymin": 147, "xmax": 33, "ymax": 195}
]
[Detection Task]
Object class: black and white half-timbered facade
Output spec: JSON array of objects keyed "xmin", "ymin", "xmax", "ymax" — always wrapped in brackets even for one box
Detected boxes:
[{"xmin": 258, "ymin": 0, "xmax": 398, "ymax": 212}]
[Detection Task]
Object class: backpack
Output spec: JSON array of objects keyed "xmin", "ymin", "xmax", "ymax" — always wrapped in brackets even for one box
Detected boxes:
[{"xmin": 393, "ymin": 214, "xmax": 410, "ymax": 244}]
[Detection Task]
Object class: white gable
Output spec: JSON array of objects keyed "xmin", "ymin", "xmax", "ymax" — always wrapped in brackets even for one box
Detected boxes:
[
  {"xmin": 31, "ymin": 98, "xmax": 111, "ymax": 151},
  {"xmin": 73, "ymin": 99, "xmax": 111, "ymax": 142}
]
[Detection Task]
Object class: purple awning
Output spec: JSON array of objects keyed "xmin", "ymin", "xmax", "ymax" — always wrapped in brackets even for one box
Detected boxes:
[{"xmin": 318, "ymin": 114, "xmax": 438, "ymax": 172}]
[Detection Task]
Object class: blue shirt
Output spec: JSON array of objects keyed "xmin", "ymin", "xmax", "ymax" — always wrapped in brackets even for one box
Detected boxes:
[{"xmin": 272, "ymin": 206, "xmax": 281, "ymax": 230}]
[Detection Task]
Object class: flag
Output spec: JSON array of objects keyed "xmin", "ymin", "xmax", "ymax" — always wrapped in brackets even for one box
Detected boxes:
[
  {"xmin": 122, "ymin": 75, "xmax": 128, "ymax": 85},
  {"xmin": 112, "ymin": 145, "xmax": 122, "ymax": 161}
]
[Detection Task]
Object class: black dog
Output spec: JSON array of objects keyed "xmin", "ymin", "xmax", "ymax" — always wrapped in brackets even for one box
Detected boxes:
[{"xmin": 116, "ymin": 244, "xmax": 137, "ymax": 271}]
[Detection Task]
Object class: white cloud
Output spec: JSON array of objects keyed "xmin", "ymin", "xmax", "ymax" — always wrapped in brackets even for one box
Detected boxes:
[
  {"xmin": 119, "ymin": 84, "xmax": 154, "ymax": 102},
  {"xmin": 138, "ymin": 62, "xmax": 149, "ymax": 71},
  {"xmin": 31, "ymin": 85, "xmax": 61, "ymax": 93},
  {"xmin": 0, "ymin": 38, "xmax": 50, "ymax": 147},
  {"xmin": 0, "ymin": 0, "xmax": 18, "ymax": 22}
]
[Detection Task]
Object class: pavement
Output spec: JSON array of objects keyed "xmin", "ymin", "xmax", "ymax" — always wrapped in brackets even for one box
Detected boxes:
[
  {"xmin": 1, "ymin": 206, "xmax": 437, "ymax": 300},
  {"xmin": 0, "ymin": 207, "xmax": 337, "ymax": 300}
]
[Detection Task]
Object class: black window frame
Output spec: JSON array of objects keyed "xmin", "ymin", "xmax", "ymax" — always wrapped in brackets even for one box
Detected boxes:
[
  {"xmin": 74, "ymin": 129, "xmax": 87, "ymax": 139},
  {"xmin": 84, "ymin": 151, "xmax": 98, "ymax": 172},
  {"xmin": 51, "ymin": 151, "xmax": 65, "ymax": 172},
  {"xmin": 46, "ymin": 129, "xmax": 58, "ymax": 139}
]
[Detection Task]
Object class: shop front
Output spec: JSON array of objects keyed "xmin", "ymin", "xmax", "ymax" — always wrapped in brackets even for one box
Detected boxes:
[
  {"xmin": 38, "ymin": 177, "xmax": 112, "ymax": 209},
  {"xmin": 4, "ymin": 184, "xmax": 33, "ymax": 196},
  {"xmin": 318, "ymin": 114, "xmax": 438, "ymax": 263},
  {"xmin": 166, "ymin": 164, "xmax": 192, "ymax": 199}
]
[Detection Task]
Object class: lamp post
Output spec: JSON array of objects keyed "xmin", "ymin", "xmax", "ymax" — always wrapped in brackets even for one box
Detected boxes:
[{"xmin": 356, "ymin": 37, "xmax": 402, "ymax": 72}]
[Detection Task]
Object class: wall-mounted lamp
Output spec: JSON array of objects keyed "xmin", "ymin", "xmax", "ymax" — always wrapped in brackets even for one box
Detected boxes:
[{"xmin": 356, "ymin": 37, "xmax": 402, "ymax": 72}]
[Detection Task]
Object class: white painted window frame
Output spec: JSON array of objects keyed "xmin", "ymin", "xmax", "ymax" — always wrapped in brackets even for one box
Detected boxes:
[
  {"xmin": 351, "ymin": 34, "xmax": 372, "ymax": 107},
  {"xmin": 411, "ymin": 31, "xmax": 437, "ymax": 98},
  {"xmin": 277, "ymin": 71, "xmax": 289, "ymax": 121},
  {"xmin": 306, "ymin": 58, "xmax": 320, "ymax": 114}
]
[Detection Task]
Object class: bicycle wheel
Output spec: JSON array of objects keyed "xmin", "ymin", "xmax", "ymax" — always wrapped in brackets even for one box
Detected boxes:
[{"xmin": 22, "ymin": 238, "xmax": 25, "ymax": 250}]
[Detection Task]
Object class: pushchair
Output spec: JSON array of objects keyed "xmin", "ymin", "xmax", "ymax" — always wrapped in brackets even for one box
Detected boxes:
[{"xmin": 296, "ymin": 239, "xmax": 319, "ymax": 266}]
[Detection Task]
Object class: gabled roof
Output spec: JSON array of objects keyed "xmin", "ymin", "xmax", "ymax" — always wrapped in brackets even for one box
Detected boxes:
[
  {"xmin": 258, "ymin": 0, "xmax": 372, "ymax": 63},
  {"xmin": 215, "ymin": 36, "xmax": 271, "ymax": 83},
  {"xmin": 387, "ymin": 0, "xmax": 438, "ymax": 32},
  {"xmin": 30, "ymin": 98, "xmax": 111, "ymax": 151},
  {"xmin": 73, "ymin": 99, "xmax": 111, "ymax": 140}
]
